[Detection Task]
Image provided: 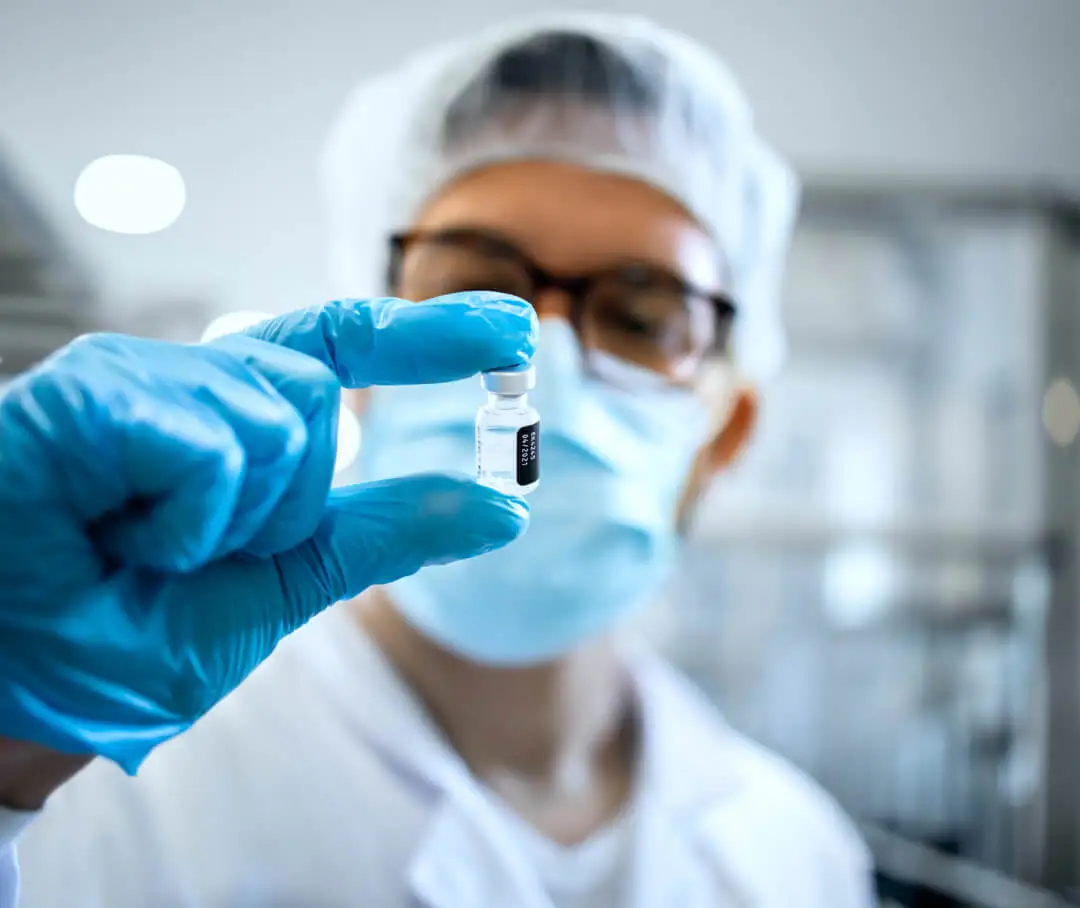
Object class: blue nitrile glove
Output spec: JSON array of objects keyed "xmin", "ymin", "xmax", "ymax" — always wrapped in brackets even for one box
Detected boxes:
[{"xmin": 0, "ymin": 293, "xmax": 536, "ymax": 773}]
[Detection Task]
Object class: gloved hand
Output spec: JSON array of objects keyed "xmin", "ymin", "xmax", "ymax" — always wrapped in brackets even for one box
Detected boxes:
[{"xmin": 0, "ymin": 293, "xmax": 537, "ymax": 773}]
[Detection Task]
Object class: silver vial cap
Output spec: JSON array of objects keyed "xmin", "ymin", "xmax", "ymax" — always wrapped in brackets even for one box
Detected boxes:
[{"xmin": 481, "ymin": 364, "xmax": 535, "ymax": 395}]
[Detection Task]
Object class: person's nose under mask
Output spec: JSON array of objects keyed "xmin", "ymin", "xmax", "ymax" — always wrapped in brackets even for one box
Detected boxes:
[{"xmin": 352, "ymin": 319, "xmax": 711, "ymax": 665}]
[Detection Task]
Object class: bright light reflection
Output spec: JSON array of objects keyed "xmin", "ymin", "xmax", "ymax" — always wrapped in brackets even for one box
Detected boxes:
[{"xmin": 74, "ymin": 155, "xmax": 186, "ymax": 235}]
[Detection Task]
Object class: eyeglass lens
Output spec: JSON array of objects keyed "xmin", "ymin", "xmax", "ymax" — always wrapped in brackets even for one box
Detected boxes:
[{"xmin": 394, "ymin": 232, "xmax": 728, "ymax": 378}]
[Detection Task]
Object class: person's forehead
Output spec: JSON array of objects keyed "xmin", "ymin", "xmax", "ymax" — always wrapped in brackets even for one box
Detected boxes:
[{"xmin": 412, "ymin": 160, "xmax": 728, "ymax": 291}]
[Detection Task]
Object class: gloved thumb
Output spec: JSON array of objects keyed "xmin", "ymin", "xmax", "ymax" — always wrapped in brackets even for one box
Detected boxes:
[{"xmin": 258, "ymin": 473, "xmax": 529, "ymax": 633}]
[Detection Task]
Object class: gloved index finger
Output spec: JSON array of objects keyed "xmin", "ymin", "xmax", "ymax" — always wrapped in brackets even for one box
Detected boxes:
[{"xmin": 243, "ymin": 292, "xmax": 537, "ymax": 388}]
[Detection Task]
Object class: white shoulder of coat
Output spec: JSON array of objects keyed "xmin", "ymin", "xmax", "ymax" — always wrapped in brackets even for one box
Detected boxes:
[
  {"xmin": 635, "ymin": 652, "xmax": 871, "ymax": 870},
  {"xmin": 719, "ymin": 728, "xmax": 870, "ymax": 860}
]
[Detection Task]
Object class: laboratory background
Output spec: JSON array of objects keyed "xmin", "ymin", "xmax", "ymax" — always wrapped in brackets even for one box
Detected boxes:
[{"xmin": 2, "ymin": 1, "xmax": 1080, "ymax": 906}]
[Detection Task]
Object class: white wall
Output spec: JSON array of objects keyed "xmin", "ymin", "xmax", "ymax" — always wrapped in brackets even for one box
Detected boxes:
[{"xmin": 2, "ymin": 0, "xmax": 1078, "ymax": 317}]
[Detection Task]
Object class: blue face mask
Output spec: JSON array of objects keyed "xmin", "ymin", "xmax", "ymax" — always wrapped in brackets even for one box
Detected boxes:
[{"xmin": 357, "ymin": 320, "xmax": 710, "ymax": 665}]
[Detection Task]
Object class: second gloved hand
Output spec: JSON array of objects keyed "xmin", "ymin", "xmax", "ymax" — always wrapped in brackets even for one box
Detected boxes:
[{"xmin": 0, "ymin": 293, "xmax": 536, "ymax": 772}]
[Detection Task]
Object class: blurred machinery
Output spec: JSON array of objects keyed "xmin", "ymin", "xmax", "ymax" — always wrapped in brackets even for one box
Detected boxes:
[
  {"xmin": 0, "ymin": 149, "xmax": 98, "ymax": 377},
  {"xmin": 661, "ymin": 184, "xmax": 1080, "ymax": 905}
]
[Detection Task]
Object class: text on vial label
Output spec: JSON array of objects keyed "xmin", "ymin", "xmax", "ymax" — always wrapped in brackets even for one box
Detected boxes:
[{"xmin": 515, "ymin": 421, "xmax": 540, "ymax": 486}]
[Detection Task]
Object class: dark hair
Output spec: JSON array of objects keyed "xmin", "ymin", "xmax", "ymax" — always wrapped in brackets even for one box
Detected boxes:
[{"xmin": 442, "ymin": 32, "xmax": 662, "ymax": 147}]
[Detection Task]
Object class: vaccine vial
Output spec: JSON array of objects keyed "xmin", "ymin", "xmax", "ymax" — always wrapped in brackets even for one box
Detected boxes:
[{"xmin": 476, "ymin": 365, "xmax": 540, "ymax": 495}]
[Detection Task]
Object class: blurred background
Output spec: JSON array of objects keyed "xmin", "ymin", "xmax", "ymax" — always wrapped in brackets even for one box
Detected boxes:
[{"xmin": 2, "ymin": 1, "xmax": 1079, "ymax": 905}]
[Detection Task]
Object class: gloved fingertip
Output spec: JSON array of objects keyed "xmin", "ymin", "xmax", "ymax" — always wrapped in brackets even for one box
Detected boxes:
[
  {"xmin": 438, "ymin": 291, "xmax": 539, "ymax": 363},
  {"xmin": 444, "ymin": 484, "xmax": 530, "ymax": 557},
  {"xmin": 472, "ymin": 485, "xmax": 530, "ymax": 537},
  {"xmin": 410, "ymin": 477, "xmax": 531, "ymax": 570},
  {"xmin": 257, "ymin": 473, "xmax": 531, "ymax": 629}
]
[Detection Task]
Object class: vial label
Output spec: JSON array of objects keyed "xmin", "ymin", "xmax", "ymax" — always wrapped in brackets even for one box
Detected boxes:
[{"xmin": 516, "ymin": 421, "xmax": 540, "ymax": 486}]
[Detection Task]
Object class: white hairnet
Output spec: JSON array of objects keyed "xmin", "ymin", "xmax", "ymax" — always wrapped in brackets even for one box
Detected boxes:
[{"xmin": 320, "ymin": 12, "xmax": 799, "ymax": 381}]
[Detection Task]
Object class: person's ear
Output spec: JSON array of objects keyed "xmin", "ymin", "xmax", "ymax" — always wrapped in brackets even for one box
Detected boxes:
[
  {"xmin": 701, "ymin": 386, "xmax": 758, "ymax": 473},
  {"xmin": 343, "ymin": 388, "xmax": 372, "ymax": 417}
]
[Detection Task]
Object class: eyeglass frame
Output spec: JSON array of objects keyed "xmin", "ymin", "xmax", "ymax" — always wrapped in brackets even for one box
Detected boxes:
[{"xmin": 386, "ymin": 228, "xmax": 738, "ymax": 368}]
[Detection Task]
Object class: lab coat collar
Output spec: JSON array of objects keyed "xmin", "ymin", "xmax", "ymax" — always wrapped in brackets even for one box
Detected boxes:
[
  {"xmin": 620, "ymin": 643, "xmax": 760, "ymax": 907},
  {"xmin": 293, "ymin": 608, "xmax": 556, "ymax": 907},
  {"xmin": 295, "ymin": 608, "xmax": 750, "ymax": 808},
  {"xmin": 291, "ymin": 605, "xmax": 473, "ymax": 794},
  {"xmin": 623, "ymin": 642, "xmax": 750, "ymax": 814},
  {"xmin": 293, "ymin": 607, "xmax": 758, "ymax": 907},
  {"xmin": 408, "ymin": 785, "xmax": 555, "ymax": 908}
]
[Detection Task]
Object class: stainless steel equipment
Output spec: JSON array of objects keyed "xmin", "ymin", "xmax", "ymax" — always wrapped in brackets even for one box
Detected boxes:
[{"xmin": 659, "ymin": 183, "xmax": 1080, "ymax": 898}]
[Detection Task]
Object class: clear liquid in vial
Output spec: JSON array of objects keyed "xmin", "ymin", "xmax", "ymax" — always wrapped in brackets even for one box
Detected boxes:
[{"xmin": 476, "ymin": 395, "xmax": 540, "ymax": 495}]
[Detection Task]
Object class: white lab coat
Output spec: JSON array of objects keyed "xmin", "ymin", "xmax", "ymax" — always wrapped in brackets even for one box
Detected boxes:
[
  {"xmin": 17, "ymin": 605, "xmax": 874, "ymax": 908},
  {"xmin": 0, "ymin": 820, "xmax": 26, "ymax": 908}
]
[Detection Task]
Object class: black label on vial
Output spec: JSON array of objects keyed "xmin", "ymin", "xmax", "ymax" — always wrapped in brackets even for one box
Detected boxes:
[{"xmin": 516, "ymin": 421, "xmax": 540, "ymax": 486}]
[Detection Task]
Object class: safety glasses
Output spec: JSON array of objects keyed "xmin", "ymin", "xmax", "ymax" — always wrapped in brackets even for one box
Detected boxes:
[{"xmin": 388, "ymin": 228, "xmax": 736, "ymax": 385}]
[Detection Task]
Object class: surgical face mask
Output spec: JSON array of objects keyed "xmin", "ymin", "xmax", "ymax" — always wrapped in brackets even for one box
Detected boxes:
[{"xmin": 358, "ymin": 319, "xmax": 711, "ymax": 665}]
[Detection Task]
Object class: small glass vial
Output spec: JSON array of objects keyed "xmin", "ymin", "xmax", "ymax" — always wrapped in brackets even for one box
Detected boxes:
[{"xmin": 476, "ymin": 365, "xmax": 540, "ymax": 495}]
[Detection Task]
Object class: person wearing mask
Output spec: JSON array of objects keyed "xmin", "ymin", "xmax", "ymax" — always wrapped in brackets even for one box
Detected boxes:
[
  {"xmin": 0, "ymin": 294, "xmax": 536, "ymax": 906},
  {"xmin": 18, "ymin": 13, "xmax": 874, "ymax": 908}
]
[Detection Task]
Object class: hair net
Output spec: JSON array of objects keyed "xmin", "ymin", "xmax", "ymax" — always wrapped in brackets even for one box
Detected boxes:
[{"xmin": 320, "ymin": 12, "xmax": 799, "ymax": 381}]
